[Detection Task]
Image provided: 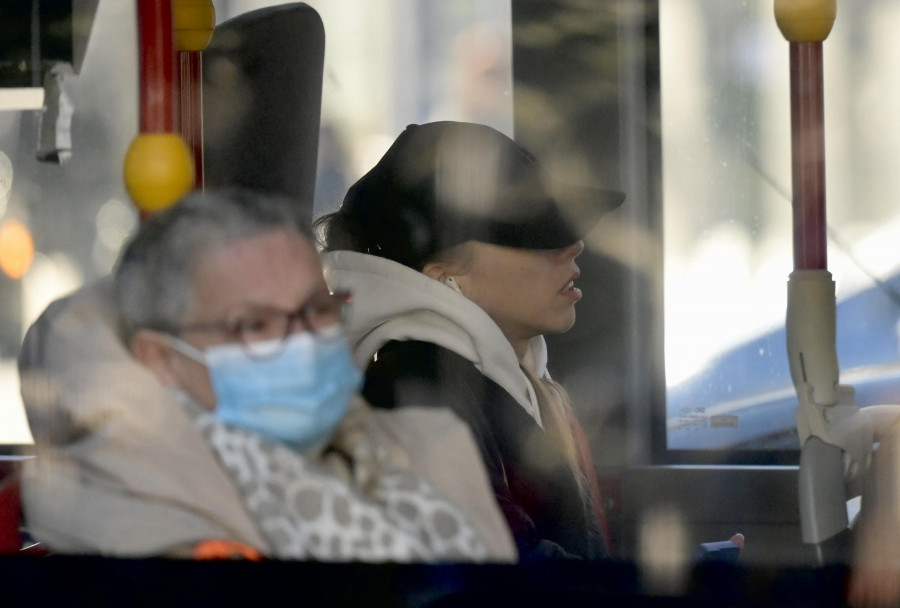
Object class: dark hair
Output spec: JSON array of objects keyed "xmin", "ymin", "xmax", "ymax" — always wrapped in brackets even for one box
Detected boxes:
[
  {"xmin": 315, "ymin": 121, "xmax": 624, "ymax": 271},
  {"xmin": 313, "ymin": 208, "xmax": 399, "ymax": 262}
]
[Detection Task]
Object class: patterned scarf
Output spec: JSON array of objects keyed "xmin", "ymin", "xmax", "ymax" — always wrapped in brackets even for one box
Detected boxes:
[{"xmin": 193, "ymin": 405, "xmax": 489, "ymax": 562}]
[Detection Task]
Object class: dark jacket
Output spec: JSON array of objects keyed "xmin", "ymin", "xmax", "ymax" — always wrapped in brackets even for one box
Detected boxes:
[{"xmin": 363, "ymin": 339, "xmax": 608, "ymax": 561}]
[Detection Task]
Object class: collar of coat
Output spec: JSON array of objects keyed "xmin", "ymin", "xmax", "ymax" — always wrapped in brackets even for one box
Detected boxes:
[{"xmin": 322, "ymin": 250, "xmax": 549, "ymax": 426}]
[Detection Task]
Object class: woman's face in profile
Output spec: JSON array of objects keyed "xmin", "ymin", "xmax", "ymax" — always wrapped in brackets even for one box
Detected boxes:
[{"xmin": 455, "ymin": 239, "xmax": 585, "ymax": 351}]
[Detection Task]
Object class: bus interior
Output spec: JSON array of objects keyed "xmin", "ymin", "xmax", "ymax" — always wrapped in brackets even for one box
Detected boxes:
[{"xmin": 2, "ymin": 0, "xmax": 899, "ymax": 604}]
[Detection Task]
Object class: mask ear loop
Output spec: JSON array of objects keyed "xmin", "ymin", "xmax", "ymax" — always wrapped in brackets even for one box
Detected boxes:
[
  {"xmin": 444, "ymin": 276, "xmax": 464, "ymax": 295},
  {"xmin": 164, "ymin": 334, "xmax": 208, "ymax": 365}
]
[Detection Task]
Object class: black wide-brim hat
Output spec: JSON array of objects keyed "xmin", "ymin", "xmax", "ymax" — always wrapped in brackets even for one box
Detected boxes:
[{"xmin": 338, "ymin": 121, "xmax": 625, "ymax": 268}]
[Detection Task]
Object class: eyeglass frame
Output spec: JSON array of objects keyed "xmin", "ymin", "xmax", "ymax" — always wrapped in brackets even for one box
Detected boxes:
[{"xmin": 163, "ymin": 289, "xmax": 352, "ymax": 359}]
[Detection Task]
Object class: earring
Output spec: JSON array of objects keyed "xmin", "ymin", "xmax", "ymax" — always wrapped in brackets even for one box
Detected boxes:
[{"xmin": 445, "ymin": 276, "xmax": 463, "ymax": 294}]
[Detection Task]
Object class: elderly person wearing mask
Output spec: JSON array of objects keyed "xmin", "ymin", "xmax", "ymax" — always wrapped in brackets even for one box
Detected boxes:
[{"xmin": 19, "ymin": 189, "xmax": 514, "ymax": 561}]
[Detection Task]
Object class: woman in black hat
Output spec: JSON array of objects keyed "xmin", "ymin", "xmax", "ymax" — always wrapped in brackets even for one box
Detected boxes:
[{"xmin": 316, "ymin": 121, "xmax": 624, "ymax": 561}]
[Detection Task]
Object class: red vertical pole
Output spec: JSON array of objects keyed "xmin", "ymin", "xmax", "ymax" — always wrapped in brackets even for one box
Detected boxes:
[
  {"xmin": 125, "ymin": 0, "xmax": 194, "ymax": 218},
  {"xmin": 790, "ymin": 41, "xmax": 828, "ymax": 271},
  {"xmin": 137, "ymin": 0, "xmax": 175, "ymax": 134},
  {"xmin": 173, "ymin": 0, "xmax": 215, "ymax": 191},
  {"xmin": 179, "ymin": 51, "xmax": 204, "ymax": 188}
]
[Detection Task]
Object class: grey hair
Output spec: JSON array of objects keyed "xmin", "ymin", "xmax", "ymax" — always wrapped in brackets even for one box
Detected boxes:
[{"xmin": 113, "ymin": 188, "xmax": 311, "ymax": 342}]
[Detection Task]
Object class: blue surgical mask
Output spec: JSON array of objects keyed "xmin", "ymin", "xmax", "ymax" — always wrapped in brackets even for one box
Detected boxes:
[{"xmin": 167, "ymin": 328, "xmax": 362, "ymax": 453}]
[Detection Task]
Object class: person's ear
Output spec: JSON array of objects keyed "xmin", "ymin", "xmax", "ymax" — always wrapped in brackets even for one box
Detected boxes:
[
  {"xmin": 421, "ymin": 262, "xmax": 447, "ymax": 282},
  {"xmin": 423, "ymin": 263, "xmax": 468, "ymax": 295},
  {"xmin": 130, "ymin": 330, "xmax": 179, "ymax": 387}
]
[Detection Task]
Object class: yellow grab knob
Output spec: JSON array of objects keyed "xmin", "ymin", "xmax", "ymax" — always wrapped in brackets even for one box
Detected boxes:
[
  {"xmin": 775, "ymin": 0, "xmax": 836, "ymax": 42},
  {"xmin": 173, "ymin": 0, "xmax": 216, "ymax": 52},
  {"xmin": 124, "ymin": 133, "xmax": 194, "ymax": 213}
]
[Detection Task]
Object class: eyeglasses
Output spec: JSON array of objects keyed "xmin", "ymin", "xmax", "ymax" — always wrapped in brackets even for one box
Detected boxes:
[{"xmin": 173, "ymin": 290, "xmax": 351, "ymax": 358}]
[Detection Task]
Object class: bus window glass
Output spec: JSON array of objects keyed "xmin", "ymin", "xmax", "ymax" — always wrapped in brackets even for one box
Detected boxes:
[
  {"xmin": 662, "ymin": 1, "xmax": 900, "ymax": 457},
  {"xmin": 0, "ymin": 1, "xmax": 140, "ymax": 449},
  {"xmin": 219, "ymin": 0, "xmax": 513, "ymax": 217},
  {"xmin": 0, "ymin": 1, "xmax": 514, "ymax": 449}
]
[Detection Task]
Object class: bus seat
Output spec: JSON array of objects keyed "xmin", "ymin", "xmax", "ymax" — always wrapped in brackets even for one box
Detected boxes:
[
  {"xmin": 0, "ymin": 467, "xmax": 22, "ymax": 553},
  {"xmin": 203, "ymin": 3, "xmax": 325, "ymax": 226}
]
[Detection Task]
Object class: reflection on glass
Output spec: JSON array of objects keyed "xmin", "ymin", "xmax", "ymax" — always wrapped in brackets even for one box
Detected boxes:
[
  {"xmin": 213, "ymin": 1, "xmax": 513, "ymax": 216},
  {"xmin": 663, "ymin": 1, "xmax": 900, "ymax": 452},
  {"xmin": 1, "ymin": 0, "xmax": 514, "ymax": 447}
]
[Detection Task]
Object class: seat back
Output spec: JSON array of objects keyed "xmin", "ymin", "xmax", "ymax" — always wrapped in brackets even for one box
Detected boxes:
[
  {"xmin": 0, "ymin": 465, "xmax": 22, "ymax": 553},
  {"xmin": 203, "ymin": 3, "xmax": 325, "ymax": 226}
]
